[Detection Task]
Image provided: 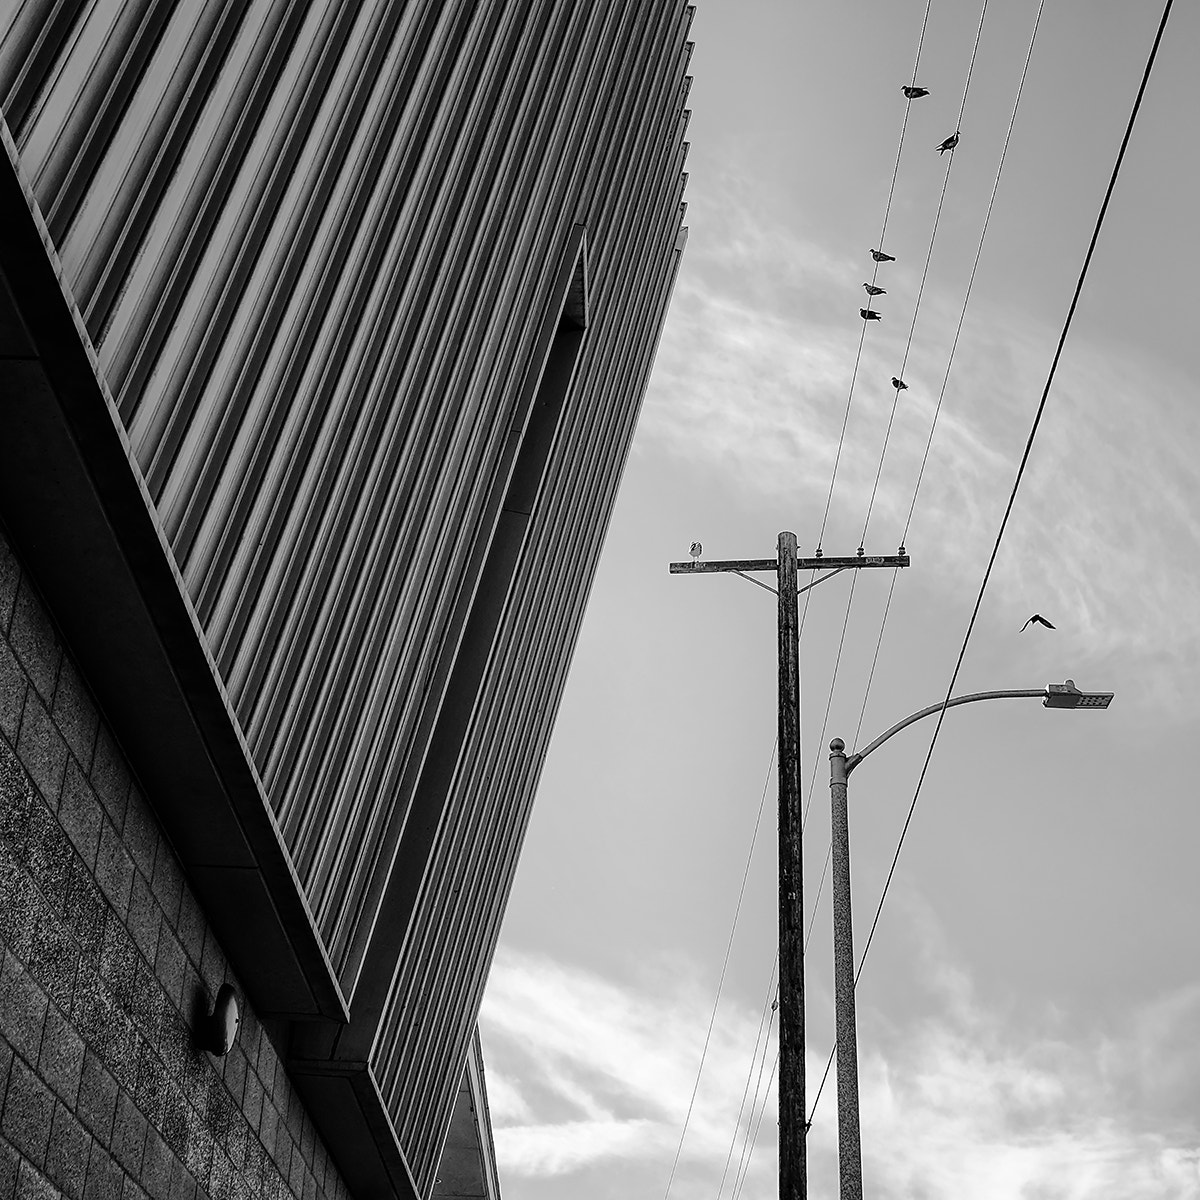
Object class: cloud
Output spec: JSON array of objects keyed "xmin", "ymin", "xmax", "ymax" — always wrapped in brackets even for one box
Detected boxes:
[
  {"xmin": 480, "ymin": 937, "xmax": 1200, "ymax": 1200},
  {"xmin": 479, "ymin": 947, "xmax": 782, "ymax": 1193},
  {"xmin": 640, "ymin": 174, "xmax": 1200, "ymax": 705},
  {"xmin": 850, "ymin": 893, "xmax": 1200, "ymax": 1199}
]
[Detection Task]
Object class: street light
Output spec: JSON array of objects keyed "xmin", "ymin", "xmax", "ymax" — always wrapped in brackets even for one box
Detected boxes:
[{"xmin": 826, "ymin": 680, "xmax": 1115, "ymax": 1200}]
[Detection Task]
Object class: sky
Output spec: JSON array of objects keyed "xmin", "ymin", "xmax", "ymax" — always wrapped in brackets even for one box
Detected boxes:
[{"xmin": 480, "ymin": 3, "xmax": 1200, "ymax": 1199}]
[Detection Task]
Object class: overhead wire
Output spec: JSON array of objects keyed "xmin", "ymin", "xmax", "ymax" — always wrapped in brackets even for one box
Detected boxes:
[
  {"xmin": 715, "ymin": 954, "xmax": 779, "ymax": 1200},
  {"xmin": 724, "ymin": 974, "xmax": 780, "ymax": 1200},
  {"xmin": 853, "ymin": 0, "xmax": 1047, "ymax": 806},
  {"xmin": 816, "ymin": 0, "xmax": 935, "ymax": 551},
  {"xmin": 796, "ymin": 0, "xmax": 938, "ymax": 952},
  {"xmin": 903, "ymin": 0, "xmax": 1046, "ymax": 544},
  {"xmin": 800, "ymin": 0, "xmax": 992, "ymax": 998},
  {"xmin": 697, "ymin": 8, "xmax": 967, "ymax": 1186},
  {"xmin": 858, "ymin": 0, "xmax": 1172, "ymax": 992},
  {"xmin": 803, "ymin": 0, "xmax": 1002, "ymax": 1129},
  {"xmin": 662, "ymin": 743, "xmax": 776, "ymax": 1200},
  {"xmin": 810, "ymin": 0, "xmax": 1176, "ymax": 1131},
  {"xmin": 731, "ymin": 1050, "xmax": 780, "ymax": 1200}
]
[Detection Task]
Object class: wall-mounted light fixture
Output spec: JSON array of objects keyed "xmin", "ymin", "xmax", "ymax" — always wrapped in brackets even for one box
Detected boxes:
[{"xmin": 202, "ymin": 983, "xmax": 240, "ymax": 1056}]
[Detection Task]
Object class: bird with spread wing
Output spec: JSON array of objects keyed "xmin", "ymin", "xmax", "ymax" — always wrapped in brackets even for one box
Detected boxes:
[{"xmin": 1020, "ymin": 613, "xmax": 1056, "ymax": 631}]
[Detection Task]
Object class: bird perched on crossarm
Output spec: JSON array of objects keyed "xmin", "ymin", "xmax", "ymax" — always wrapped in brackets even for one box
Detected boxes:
[
  {"xmin": 903, "ymin": 85, "xmax": 930, "ymax": 99},
  {"xmin": 870, "ymin": 249, "xmax": 896, "ymax": 263},
  {"xmin": 936, "ymin": 131, "xmax": 960, "ymax": 154},
  {"xmin": 690, "ymin": 541, "xmax": 702, "ymax": 560},
  {"xmin": 860, "ymin": 308, "xmax": 882, "ymax": 321},
  {"xmin": 892, "ymin": 377, "xmax": 907, "ymax": 390},
  {"xmin": 1020, "ymin": 613, "xmax": 1056, "ymax": 631},
  {"xmin": 863, "ymin": 283, "xmax": 886, "ymax": 296}
]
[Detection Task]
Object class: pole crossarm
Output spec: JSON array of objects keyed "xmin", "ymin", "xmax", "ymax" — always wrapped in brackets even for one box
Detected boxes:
[
  {"xmin": 845, "ymin": 688, "xmax": 1047, "ymax": 774},
  {"xmin": 669, "ymin": 553, "xmax": 910, "ymax": 575}
]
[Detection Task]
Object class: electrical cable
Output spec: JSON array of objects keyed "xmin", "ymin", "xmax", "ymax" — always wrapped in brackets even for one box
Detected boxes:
[
  {"xmin": 903, "ymin": 0, "xmax": 1047, "ymax": 544},
  {"xmin": 799, "ymin": 570, "xmax": 860, "ymax": 832},
  {"xmin": 860, "ymin": 0, "xmax": 1172, "ymax": 990},
  {"xmin": 715, "ymin": 955, "xmax": 780, "ymax": 1200},
  {"xmin": 861, "ymin": 0, "xmax": 995, "ymax": 544},
  {"xmin": 851, "ymin": 568, "xmax": 902, "ymax": 750},
  {"xmin": 662, "ymin": 742, "xmax": 776, "ymax": 1200},
  {"xmin": 816, "ymin": 0, "xmax": 934, "ymax": 551},
  {"xmin": 858, "ymin": 161, "xmax": 954, "ymax": 543},
  {"xmin": 809, "ymin": 0, "xmax": 1176, "ymax": 1131},
  {"xmin": 731, "ymin": 1049, "xmax": 781, "ymax": 1200},
  {"xmin": 725, "ymin": 981, "xmax": 779, "ymax": 1200},
  {"xmin": 802, "ymin": 0, "xmax": 1003, "ymax": 1128}
]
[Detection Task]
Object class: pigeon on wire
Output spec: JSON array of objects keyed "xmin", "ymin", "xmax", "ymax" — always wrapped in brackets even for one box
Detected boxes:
[
  {"xmin": 902, "ymin": 85, "xmax": 930, "ymax": 99},
  {"xmin": 863, "ymin": 283, "xmax": 886, "ymax": 296},
  {"xmin": 1020, "ymin": 613, "xmax": 1056, "ymax": 632},
  {"xmin": 936, "ymin": 131, "xmax": 960, "ymax": 155},
  {"xmin": 892, "ymin": 377, "xmax": 908, "ymax": 390},
  {"xmin": 860, "ymin": 308, "xmax": 882, "ymax": 321},
  {"xmin": 870, "ymin": 249, "xmax": 896, "ymax": 262},
  {"xmin": 689, "ymin": 541, "xmax": 702, "ymax": 560}
]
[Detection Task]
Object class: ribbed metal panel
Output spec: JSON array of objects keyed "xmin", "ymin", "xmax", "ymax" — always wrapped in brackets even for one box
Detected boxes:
[
  {"xmin": 369, "ymin": 7, "xmax": 693, "ymax": 1188},
  {"xmin": 2, "ymin": 0, "xmax": 690, "ymax": 1183}
]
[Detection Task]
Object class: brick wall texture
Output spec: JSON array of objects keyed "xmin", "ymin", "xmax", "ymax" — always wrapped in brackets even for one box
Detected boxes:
[{"xmin": 0, "ymin": 523, "xmax": 351, "ymax": 1200}]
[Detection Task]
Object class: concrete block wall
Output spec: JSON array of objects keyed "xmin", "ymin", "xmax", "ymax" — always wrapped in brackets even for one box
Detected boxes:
[{"xmin": 0, "ymin": 523, "xmax": 351, "ymax": 1200}]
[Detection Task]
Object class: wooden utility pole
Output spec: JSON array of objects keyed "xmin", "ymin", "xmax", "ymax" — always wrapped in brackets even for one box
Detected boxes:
[
  {"xmin": 670, "ymin": 534, "xmax": 909, "ymax": 1200},
  {"xmin": 776, "ymin": 531, "xmax": 806, "ymax": 1200}
]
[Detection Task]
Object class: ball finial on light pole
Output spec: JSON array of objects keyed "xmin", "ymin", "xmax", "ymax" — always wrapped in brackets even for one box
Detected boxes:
[{"xmin": 830, "ymin": 737, "xmax": 845, "ymax": 753}]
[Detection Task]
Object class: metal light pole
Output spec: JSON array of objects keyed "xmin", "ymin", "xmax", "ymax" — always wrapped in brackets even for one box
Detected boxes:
[{"xmin": 828, "ymin": 680, "xmax": 1115, "ymax": 1199}]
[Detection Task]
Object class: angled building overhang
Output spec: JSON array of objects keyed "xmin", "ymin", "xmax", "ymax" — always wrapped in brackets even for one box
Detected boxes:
[{"xmin": 0, "ymin": 118, "xmax": 347, "ymax": 1023}]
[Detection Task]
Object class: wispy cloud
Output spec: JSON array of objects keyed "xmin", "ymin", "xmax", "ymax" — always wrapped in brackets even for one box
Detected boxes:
[
  {"xmin": 641, "ymin": 174, "xmax": 1200, "ymax": 704},
  {"xmin": 481, "ymin": 936, "xmax": 1200, "ymax": 1200},
  {"xmin": 480, "ymin": 947, "xmax": 781, "ymax": 1195},
  {"xmin": 852, "ymin": 895, "xmax": 1200, "ymax": 1198}
]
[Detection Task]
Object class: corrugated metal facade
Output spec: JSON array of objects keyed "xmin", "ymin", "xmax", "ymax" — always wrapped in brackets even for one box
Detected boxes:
[{"xmin": 0, "ymin": 0, "xmax": 689, "ymax": 1191}]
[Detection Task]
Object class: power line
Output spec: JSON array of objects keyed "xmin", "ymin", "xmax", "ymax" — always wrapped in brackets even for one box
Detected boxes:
[
  {"xmin": 857, "ymin": 0, "xmax": 1174, "ymax": 998},
  {"xmin": 662, "ymin": 743, "xmax": 776, "ymax": 1199},
  {"xmin": 858, "ymin": 0, "xmax": 991, "ymax": 542},
  {"xmin": 903, "ymin": 0, "xmax": 1048, "ymax": 543},
  {"xmin": 716, "ymin": 954, "xmax": 779, "ymax": 1200},
  {"xmin": 855, "ymin": 0, "xmax": 1047, "ymax": 808},
  {"xmin": 731, "ymin": 1049, "xmax": 780, "ymax": 1200},
  {"xmin": 802, "ymin": 0, "xmax": 997, "ymax": 1006},
  {"xmin": 816, "ymin": 0, "xmax": 935, "ymax": 550}
]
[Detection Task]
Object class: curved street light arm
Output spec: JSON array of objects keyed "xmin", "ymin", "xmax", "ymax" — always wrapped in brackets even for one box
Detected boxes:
[{"xmin": 844, "ymin": 688, "xmax": 1047, "ymax": 775}]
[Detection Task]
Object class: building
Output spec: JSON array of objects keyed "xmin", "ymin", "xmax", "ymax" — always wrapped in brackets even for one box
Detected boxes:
[{"xmin": 0, "ymin": 2, "xmax": 691, "ymax": 1197}]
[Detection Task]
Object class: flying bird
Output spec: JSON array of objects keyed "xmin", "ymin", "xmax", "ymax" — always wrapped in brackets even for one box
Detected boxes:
[
  {"xmin": 863, "ymin": 283, "xmax": 886, "ymax": 296},
  {"xmin": 892, "ymin": 377, "xmax": 907, "ymax": 390},
  {"xmin": 1020, "ymin": 613, "xmax": 1056, "ymax": 632},
  {"xmin": 870, "ymin": 249, "xmax": 896, "ymax": 263},
  {"xmin": 936, "ymin": 131, "xmax": 960, "ymax": 154},
  {"xmin": 860, "ymin": 308, "xmax": 882, "ymax": 321},
  {"xmin": 689, "ymin": 541, "xmax": 702, "ymax": 560},
  {"xmin": 902, "ymin": 85, "xmax": 930, "ymax": 99}
]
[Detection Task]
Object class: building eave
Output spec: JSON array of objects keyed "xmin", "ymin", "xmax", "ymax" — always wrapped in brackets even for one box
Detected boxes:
[{"xmin": 0, "ymin": 118, "xmax": 348, "ymax": 1024}]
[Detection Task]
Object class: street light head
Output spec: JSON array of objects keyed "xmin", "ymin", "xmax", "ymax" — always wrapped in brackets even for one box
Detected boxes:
[{"xmin": 1044, "ymin": 680, "xmax": 1114, "ymax": 710}]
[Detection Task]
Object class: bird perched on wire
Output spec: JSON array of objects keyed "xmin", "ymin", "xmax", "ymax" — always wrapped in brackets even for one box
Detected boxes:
[
  {"xmin": 689, "ymin": 541, "xmax": 702, "ymax": 560},
  {"xmin": 1020, "ymin": 613, "xmax": 1056, "ymax": 632},
  {"xmin": 870, "ymin": 248, "xmax": 896, "ymax": 263},
  {"xmin": 902, "ymin": 85, "xmax": 930, "ymax": 99},
  {"xmin": 936, "ymin": 131, "xmax": 960, "ymax": 154},
  {"xmin": 863, "ymin": 283, "xmax": 886, "ymax": 296},
  {"xmin": 892, "ymin": 377, "xmax": 908, "ymax": 390},
  {"xmin": 860, "ymin": 308, "xmax": 882, "ymax": 321}
]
